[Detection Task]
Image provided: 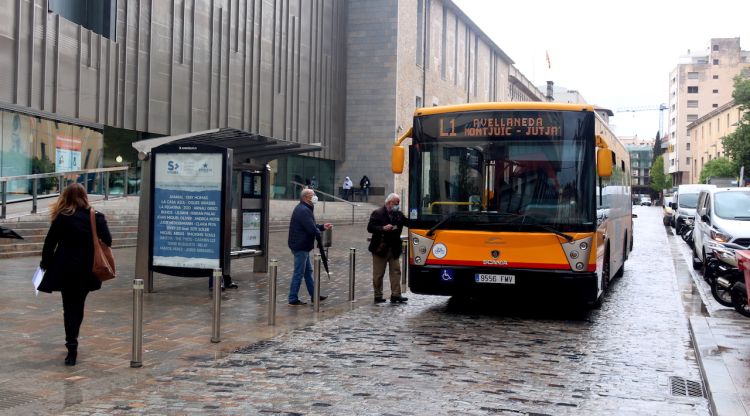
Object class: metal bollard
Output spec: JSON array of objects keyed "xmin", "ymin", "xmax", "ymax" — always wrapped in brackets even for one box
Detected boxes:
[
  {"xmin": 211, "ymin": 269, "xmax": 222, "ymax": 343},
  {"xmin": 268, "ymin": 260, "xmax": 278, "ymax": 325},
  {"xmin": 31, "ymin": 179, "xmax": 38, "ymax": 214},
  {"xmin": 401, "ymin": 240, "xmax": 408, "ymax": 289},
  {"xmin": 130, "ymin": 279, "xmax": 144, "ymax": 368},
  {"xmin": 349, "ymin": 248, "xmax": 356, "ymax": 302},
  {"xmin": 313, "ymin": 253, "xmax": 321, "ymax": 312}
]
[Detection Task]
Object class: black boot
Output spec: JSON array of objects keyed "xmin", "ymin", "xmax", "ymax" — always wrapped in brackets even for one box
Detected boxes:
[{"xmin": 65, "ymin": 342, "xmax": 77, "ymax": 366}]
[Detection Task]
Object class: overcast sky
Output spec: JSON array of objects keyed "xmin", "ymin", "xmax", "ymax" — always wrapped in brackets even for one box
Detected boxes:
[{"xmin": 452, "ymin": 0, "xmax": 750, "ymax": 139}]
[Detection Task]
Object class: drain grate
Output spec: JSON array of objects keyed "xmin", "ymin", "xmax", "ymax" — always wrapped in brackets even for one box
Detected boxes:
[
  {"xmin": 234, "ymin": 340, "xmax": 280, "ymax": 354},
  {"xmin": 669, "ymin": 376, "xmax": 705, "ymax": 398},
  {"xmin": 0, "ymin": 389, "xmax": 36, "ymax": 410}
]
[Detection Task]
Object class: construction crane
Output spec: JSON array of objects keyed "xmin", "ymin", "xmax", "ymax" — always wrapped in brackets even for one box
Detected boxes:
[{"xmin": 615, "ymin": 104, "xmax": 668, "ymax": 138}]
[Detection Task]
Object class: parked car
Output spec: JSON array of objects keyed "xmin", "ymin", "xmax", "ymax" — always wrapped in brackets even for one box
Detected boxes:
[
  {"xmin": 662, "ymin": 195, "xmax": 675, "ymax": 226},
  {"xmin": 692, "ymin": 187, "xmax": 750, "ymax": 268},
  {"xmin": 640, "ymin": 196, "xmax": 652, "ymax": 206},
  {"xmin": 672, "ymin": 184, "xmax": 717, "ymax": 235}
]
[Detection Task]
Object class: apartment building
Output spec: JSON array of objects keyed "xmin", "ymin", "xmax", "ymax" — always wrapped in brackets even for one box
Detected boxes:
[
  {"xmin": 666, "ymin": 37, "xmax": 750, "ymax": 185},
  {"xmin": 0, "ymin": 0, "xmax": 543, "ymax": 202},
  {"xmin": 687, "ymin": 100, "xmax": 745, "ymax": 182},
  {"xmin": 622, "ymin": 138, "xmax": 655, "ymax": 200}
]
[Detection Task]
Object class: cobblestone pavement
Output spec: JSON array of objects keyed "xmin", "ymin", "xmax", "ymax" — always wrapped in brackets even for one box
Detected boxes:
[{"xmin": 49, "ymin": 206, "xmax": 709, "ymax": 415}]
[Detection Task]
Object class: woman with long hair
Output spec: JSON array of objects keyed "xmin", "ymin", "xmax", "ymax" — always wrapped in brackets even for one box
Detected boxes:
[{"xmin": 39, "ymin": 183, "xmax": 112, "ymax": 366}]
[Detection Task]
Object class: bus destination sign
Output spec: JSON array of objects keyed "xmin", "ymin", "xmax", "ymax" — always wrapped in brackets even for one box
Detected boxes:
[{"xmin": 437, "ymin": 114, "xmax": 562, "ymax": 138}]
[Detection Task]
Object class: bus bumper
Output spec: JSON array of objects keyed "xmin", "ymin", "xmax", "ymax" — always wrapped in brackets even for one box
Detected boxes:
[{"xmin": 409, "ymin": 265, "xmax": 599, "ymax": 303}]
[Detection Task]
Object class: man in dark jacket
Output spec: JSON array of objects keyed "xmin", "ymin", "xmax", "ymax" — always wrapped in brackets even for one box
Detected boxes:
[
  {"xmin": 288, "ymin": 188, "xmax": 333, "ymax": 305},
  {"xmin": 367, "ymin": 193, "xmax": 408, "ymax": 304}
]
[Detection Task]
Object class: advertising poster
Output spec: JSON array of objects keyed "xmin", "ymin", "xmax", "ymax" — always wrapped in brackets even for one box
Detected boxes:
[
  {"xmin": 55, "ymin": 136, "xmax": 82, "ymax": 172},
  {"xmin": 152, "ymin": 152, "xmax": 223, "ymax": 269},
  {"xmin": 241, "ymin": 211, "xmax": 261, "ymax": 247}
]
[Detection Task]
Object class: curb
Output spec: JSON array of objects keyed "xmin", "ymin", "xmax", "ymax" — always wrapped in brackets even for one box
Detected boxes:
[{"xmin": 689, "ymin": 316, "xmax": 748, "ymax": 416}]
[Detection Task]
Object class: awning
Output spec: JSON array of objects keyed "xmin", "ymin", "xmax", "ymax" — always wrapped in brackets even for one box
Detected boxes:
[{"xmin": 131, "ymin": 128, "xmax": 322, "ymax": 167}]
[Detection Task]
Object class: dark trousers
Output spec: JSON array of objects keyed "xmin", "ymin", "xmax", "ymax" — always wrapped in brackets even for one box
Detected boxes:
[{"xmin": 61, "ymin": 289, "xmax": 89, "ymax": 346}]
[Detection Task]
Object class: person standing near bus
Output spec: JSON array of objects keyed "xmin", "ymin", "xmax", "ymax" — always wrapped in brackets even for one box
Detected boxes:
[
  {"xmin": 367, "ymin": 193, "xmax": 408, "ymax": 304},
  {"xmin": 360, "ymin": 175, "xmax": 371, "ymax": 202},
  {"xmin": 342, "ymin": 176, "xmax": 353, "ymax": 200},
  {"xmin": 287, "ymin": 188, "xmax": 332, "ymax": 305}
]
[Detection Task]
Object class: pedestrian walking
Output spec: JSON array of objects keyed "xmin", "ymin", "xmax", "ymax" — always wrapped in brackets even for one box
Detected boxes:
[
  {"xmin": 342, "ymin": 176, "xmax": 353, "ymax": 201},
  {"xmin": 360, "ymin": 175, "xmax": 371, "ymax": 202},
  {"xmin": 287, "ymin": 188, "xmax": 333, "ymax": 305},
  {"xmin": 367, "ymin": 193, "xmax": 408, "ymax": 304},
  {"xmin": 38, "ymin": 183, "xmax": 113, "ymax": 366}
]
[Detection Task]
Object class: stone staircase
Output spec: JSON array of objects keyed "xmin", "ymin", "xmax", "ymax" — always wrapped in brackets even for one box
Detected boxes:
[{"xmin": 0, "ymin": 197, "xmax": 380, "ymax": 259}]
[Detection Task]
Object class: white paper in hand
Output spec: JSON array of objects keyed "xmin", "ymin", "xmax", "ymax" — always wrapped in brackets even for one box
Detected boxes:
[{"xmin": 32, "ymin": 267, "xmax": 45, "ymax": 296}]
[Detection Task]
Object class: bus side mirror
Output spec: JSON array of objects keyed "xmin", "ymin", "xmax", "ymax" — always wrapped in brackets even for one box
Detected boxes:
[
  {"xmin": 392, "ymin": 145, "xmax": 405, "ymax": 174},
  {"xmin": 597, "ymin": 148, "xmax": 613, "ymax": 177}
]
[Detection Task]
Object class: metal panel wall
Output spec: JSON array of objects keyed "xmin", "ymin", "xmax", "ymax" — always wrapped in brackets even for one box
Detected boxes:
[{"xmin": 0, "ymin": 0, "xmax": 347, "ymax": 161}]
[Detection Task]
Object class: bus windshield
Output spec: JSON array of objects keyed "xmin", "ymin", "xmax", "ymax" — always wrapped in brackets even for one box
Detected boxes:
[{"xmin": 408, "ymin": 111, "xmax": 596, "ymax": 232}]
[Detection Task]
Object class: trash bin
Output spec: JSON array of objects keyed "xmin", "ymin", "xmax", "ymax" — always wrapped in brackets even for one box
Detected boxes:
[
  {"xmin": 322, "ymin": 227, "xmax": 332, "ymax": 248},
  {"xmin": 736, "ymin": 250, "xmax": 750, "ymax": 308}
]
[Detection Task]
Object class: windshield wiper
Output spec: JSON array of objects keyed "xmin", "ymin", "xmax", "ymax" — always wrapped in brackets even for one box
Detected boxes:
[
  {"xmin": 733, "ymin": 216, "xmax": 750, "ymax": 220},
  {"xmin": 486, "ymin": 214, "xmax": 574, "ymax": 242},
  {"xmin": 426, "ymin": 211, "xmax": 477, "ymax": 236}
]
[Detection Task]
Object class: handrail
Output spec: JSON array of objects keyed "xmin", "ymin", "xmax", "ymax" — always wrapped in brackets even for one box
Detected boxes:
[
  {"xmin": 0, "ymin": 166, "xmax": 131, "ymax": 219},
  {"xmin": 289, "ymin": 180, "xmax": 361, "ymax": 224},
  {"xmin": 0, "ymin": 166, "xmax": 128, "ymax": 182}
]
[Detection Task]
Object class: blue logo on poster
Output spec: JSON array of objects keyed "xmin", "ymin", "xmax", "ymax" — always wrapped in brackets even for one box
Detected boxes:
[
  {"xmin": 441, "ymin": 269, "xmax": 454, "ymax": 281},
  {"xmin": 167, "ymin": 161, "xmax": 181, "ymax": 174}
]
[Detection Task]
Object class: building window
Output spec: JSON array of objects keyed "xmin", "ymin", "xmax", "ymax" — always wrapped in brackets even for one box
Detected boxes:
[
  {"xmin": 686, "ymin": 157, "xmax": 691, "ymax": 165},
  {"xmin": 713, "ymin": 44, "xmax": 719, "ymax": 51},
  {"xmin": 48, "ymin": 0, "xmax": 116, "ymax": 40},
  {"xmin": 713, "ymin": 104, "xmax": 719, "ymax": 108},
  {"xmin": 687, "ymin": 114, "xmax": 698, "ymax": 122},
  {"xmin": 713, "ymin": 75, "xmax": 719, "ymax": 79},
  {"xmin": 713, "ymin": 59, "xmax": 719, "ymax": 65},
  {"xmin": 687, "ymin": 86, "xmax": 698, "ymax": 93},
  {"xmin": 686, "ymin": 143, "xmax": 690, "ymax": 151},
  {"xmin": 713, "ymin": 89, "xmax": 718, "ymax": 93},
  {"xmin": 688, "ymin": 72, "xmax": 699, "ymax": 79},
  {"xmin": 687, "ymin": 100, "xmax": 698, "ymax": 108},
  {"xmin": 415, "ymin": 96, "xmax": 423, "ymax": 108}
]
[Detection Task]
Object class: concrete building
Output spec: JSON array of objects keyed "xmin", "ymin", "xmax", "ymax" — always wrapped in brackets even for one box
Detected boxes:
[
  {"xmin": 666, "ymin": 37, "xmax": 750, "ymax": 185},
  {"xmin": 539, "ymin": 84, "xmax": 587, "ymax": 104},
  {"xmin": 341, "ymin": 0, "xmax": 543, "ymax": 198},
  {"xmin": 626, "ymin": 143, "xmax": 654, "ymax": 200},
  {"xmin": 687, "ymin": 100, "xmax": 745, "ymax": 182},
  {"xmin": 0, "ymin": 0, "xmax": 542, "ymax": 203}
]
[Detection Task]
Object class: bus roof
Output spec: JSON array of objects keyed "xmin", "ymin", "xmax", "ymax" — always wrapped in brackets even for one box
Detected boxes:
[{"xmin": 415, "ymin": 102, "xmax": 596, "ymax": 117}]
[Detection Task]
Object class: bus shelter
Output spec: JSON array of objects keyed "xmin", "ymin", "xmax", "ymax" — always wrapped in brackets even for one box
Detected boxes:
[{"xmin": 131, "ymin": 128, "xmax": 321, "ymax": 292}]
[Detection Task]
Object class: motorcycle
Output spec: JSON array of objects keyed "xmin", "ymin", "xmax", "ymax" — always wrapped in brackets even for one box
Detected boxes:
[
  {"xmin": 710, "ymin": 243, "xmax": 750, "ymax": 316},
  {"xmin": 679, "ymin": 218, "xmax": 695, "ymax": 249}
]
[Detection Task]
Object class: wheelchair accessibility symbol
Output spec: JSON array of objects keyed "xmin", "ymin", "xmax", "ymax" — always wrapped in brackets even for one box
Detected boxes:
[{"xmin": 441, "ymin": 269, "xmax": 454, "ymax": 281}]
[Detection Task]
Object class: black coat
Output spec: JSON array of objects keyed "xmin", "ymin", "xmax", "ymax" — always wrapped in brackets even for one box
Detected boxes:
[
  {"xmin": 287, "ymin": 202, "xmax": 324, "ymax": 252},
  {"xmin": 367, "ymin": 206, "xmax": 405, "ymax": 258},
  {"xmin": 39, "ymin": 208, "xmax": 112, "ymax": 293}
]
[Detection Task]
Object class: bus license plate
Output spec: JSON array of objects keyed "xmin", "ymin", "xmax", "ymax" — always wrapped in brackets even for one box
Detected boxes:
[{"xmin": 475, "ymin": 274, "xmax": 515, "ymax": 284}]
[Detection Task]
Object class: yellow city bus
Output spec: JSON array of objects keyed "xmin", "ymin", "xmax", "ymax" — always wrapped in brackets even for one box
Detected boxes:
[{"xmin": 392, "ymin": 102, "xmax": 633, "ymax": 305}]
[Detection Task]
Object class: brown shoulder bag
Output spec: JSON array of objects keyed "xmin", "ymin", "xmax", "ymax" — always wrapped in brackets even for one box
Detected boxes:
[{"xmin": 90, "ymin": 209, "xmax": 116, "ymax": 281}]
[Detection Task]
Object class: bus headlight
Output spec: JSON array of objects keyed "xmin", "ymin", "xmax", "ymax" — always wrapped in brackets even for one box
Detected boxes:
[{"xmin": 562, "ymin": 236, "xmax": 593, "ymax": 272}]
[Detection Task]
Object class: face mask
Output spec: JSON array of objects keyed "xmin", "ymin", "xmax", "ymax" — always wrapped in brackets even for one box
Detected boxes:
[
  {"xmin": 392, "ymin": 204, "xmax": 400, "ymax": 212},
  {"xmin": 311, "ymin": 195, "xmax": 319, "ymax": 205}
]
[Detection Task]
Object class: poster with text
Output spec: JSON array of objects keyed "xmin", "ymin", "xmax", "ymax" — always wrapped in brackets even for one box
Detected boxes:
[
  {"xmin": 241, "ymin": 211, "xmax": 261, "ymax": 248},
  {"xmin": 152, "ymin": 153, "xmax": 223, "ymax": 269},
  {"xmin": 55, "ymin": 136, "xmax": 81, "ymax": 172}
]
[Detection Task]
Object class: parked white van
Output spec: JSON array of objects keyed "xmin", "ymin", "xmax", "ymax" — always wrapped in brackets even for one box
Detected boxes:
[
  {"xmin": 672, "ymin": 184, "xmax": 717, "ymax": 234},
  {"xmin": 693, "ymin": 187, "xmax": 750, "ymax": 267}
]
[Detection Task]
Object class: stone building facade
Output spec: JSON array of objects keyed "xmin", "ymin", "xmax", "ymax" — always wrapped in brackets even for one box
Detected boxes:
[
  {"xmin": 1, "ymin": 0, "xmax": 542, "ymax": 202},
  {"xmin": 666, "ymin": 37, "xmax": 750, "ymax": 184}
]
